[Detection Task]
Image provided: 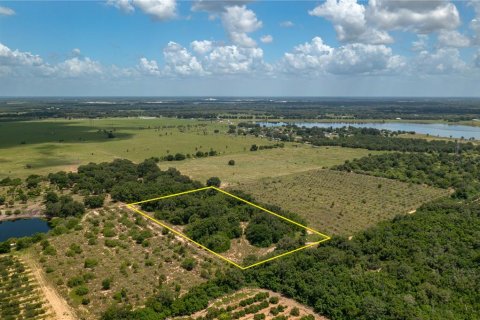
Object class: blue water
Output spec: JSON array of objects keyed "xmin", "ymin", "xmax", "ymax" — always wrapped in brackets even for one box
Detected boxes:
[
  {"xmin": 0, "ymin": 218, "xmax": 51, "ymax": 242},
  {"xmin": 257, "ymin": 122, "xmax": 480, "ymax": 140}
]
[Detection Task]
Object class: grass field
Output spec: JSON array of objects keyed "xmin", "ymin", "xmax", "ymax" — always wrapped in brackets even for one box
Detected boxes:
[
  {"xmin": 235, "ymin": 170, "xmax": 449, "ymax": 236},
  {"xmin": 175, "ymin": 146, "xmax": 384, "ymax": 186},
  {"xmin": 32, "ymin": 206, "xmax": 223, "ymax": 320},
  {"xmin": 0, "ymin": 118, "xmax": 265, "ymax": 178}
]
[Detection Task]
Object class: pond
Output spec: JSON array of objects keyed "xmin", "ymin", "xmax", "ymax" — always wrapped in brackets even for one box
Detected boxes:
[
  {"xmin": 0, "ymin": 218, "xmax": 51, "ymax": 242},
  {"xmin": 257, "ymin": 122, "xmax": 480, "ymax": 140}
]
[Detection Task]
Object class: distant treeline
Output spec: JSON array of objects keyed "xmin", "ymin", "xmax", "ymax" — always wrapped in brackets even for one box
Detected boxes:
[
  {"xmin": 240, "ymin": 124, "xmax": 480, "ymax": 153},
  {"xmin": 1, "ymin": 98, "xmax": 480, "ymax": 121}
]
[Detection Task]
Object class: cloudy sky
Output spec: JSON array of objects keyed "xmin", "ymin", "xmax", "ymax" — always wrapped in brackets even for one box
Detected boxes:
[{"xmin": 1, "ymin": 0, "xmax": 480, "ymax": 96}]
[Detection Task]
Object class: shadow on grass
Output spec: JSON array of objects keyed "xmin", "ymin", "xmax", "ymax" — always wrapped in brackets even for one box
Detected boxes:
[{"xmin": 0, "ymin": 121, "xmax": 134, "ymax": 149}]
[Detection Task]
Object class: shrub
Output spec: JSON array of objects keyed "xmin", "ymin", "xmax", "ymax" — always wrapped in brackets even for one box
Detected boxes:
[
  {"xmin": 254, "ymin": 314, "xmax": 266, "ymax": 320},
  {"xmin": 206, "ymin": 177, "xmax": 221, "ymax": 187},
  {"xmin": 174, "ymin": 153, "xmax": 186, "ymax": 161},
  {"xmin": 75, "ymin": 285, "xmax": 89, "ymax": 296},
  {"xmin": 84, "ymin": 195, "xmax": 105, "ymax": 208},
  {"xmin": 290, "ymin": 307, "xmax": 300, "ymax": 316},
  {"xmin": 84, "ymin": 258, "xmax": 98, "ymax": 269},
  {"xmin": 228, "ymin": 160, "xmax": 235, "ymax": 166},
  {"xmin": 269, "ymin": 296, "xmax": 279, "ymax": 304},
  {"xmin": 102, "ymin": 278, "xmax": 112, "ymax": 290},
  {"xmin": 181, "ymin": 257, "xmax": 196, "ymax": 271},
  {"xmin": 67, "ymin": 276, "xmax": 85, "ymax": 288}
]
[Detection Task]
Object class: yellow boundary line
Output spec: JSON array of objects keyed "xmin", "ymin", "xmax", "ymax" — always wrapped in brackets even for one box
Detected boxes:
[{"xmin": 126, "ymin": 186, "xmax": 331, "ymax": 270}]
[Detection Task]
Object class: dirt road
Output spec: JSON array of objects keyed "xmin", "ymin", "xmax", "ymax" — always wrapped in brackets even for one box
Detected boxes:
[{"xmin": 21, "ymin": 254, "xmax": 78, "ymax": 320}]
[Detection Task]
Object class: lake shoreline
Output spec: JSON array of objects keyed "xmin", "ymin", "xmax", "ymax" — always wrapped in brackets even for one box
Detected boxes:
[{"xmin": 0, "ymin": 211, "xmax": 48, "ymax": 222}]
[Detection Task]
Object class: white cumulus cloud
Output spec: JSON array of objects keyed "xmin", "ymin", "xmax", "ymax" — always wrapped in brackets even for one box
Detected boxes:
[
  {"xmin": 55, "ymin": 57, "xmax": 103, "ymax": 77},
  {"xmin": 132, "ymin": 0, "xmax": 177, "ymax": 20},
  {"xmin": 367, "ymin": 0, "xmax": 460, "ymax": 34},
  {"xmin": 205, "ymin": 45, "xmax": 266, "ymax": 74},
  {"xmin": 163, "ymin": 41, "xmax": 204, "ymax": 76},
  {"xmin": 191, "ymin": 40, "xmax": 214, "ymax": 55},
  {"xmin": 260, "ymin": 35, "xmax": 273, "ymax": 44},
  {"xmin": 282, "ymin": 36, "xmax": 404, "ymax": 75},
  {"xmin": 414, "ymin": 48, "xmax": 467, "ymax": 74},
  {"xmin": 138, "ymin": 57, "xmax": 161, "ymax": 75},
  {"xmin": 107, "ymin": 0, "xmax": 135, "ymax": 13},
  {"xmin": 437, "ymin": 30, "xmax": 470, "ymax": 48},
  {"xmin": 221, "ymin": 5, "xmax": 262, "ymax": 47},
  {"xmin": 0, "ymin": 6, "xmax": 15, "ymax": 16},
  {"xmin": 309, "ymin": 0, "xmax": 393, "ymax": 44}
]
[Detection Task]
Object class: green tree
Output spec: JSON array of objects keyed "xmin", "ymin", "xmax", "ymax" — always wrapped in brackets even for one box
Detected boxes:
[{"xmin": 206, "ymin": 177, "xmax": 221, "ymax": 187}]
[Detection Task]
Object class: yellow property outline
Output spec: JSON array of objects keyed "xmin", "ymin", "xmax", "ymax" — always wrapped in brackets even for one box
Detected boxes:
[{"xmin": 126, "ymin": 186, "xmax": 331, "ymax": 270}]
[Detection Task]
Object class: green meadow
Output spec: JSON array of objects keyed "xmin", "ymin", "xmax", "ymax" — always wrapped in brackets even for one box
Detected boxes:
[{"xmin": 0, "ymin": 118, "xmax": 264, "ymax": 178}]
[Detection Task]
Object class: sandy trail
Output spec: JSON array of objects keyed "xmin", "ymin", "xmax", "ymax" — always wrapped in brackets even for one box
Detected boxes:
[{"xmin": 21, "ymin": 254, "xmax": 77, "ymax": 320}]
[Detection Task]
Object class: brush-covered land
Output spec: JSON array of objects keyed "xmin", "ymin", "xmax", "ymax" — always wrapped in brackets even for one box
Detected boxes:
[{"xmin": 235, "ymin": 169, "xmax": 449, "ymax": 236}]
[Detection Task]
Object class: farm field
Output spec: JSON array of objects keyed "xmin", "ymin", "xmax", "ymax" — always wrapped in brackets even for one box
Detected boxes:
[
  {"xmin": 181, "ymin": 288, "xmax": 327, "ymax": 320},
  {"xmin": 0, "ymin": 255, "xmax": 51, "ymax": 320},
  {"xmin": 174, "ymin": 146, "xmax": 384, "ymax": 186},
  {"xmin": 0, "ymin": 118, "xmax": 265, "ymax": 178},
  {"xmin": 30, "ymin": 206, "xmax": 222, "ymax": 320},
  {"xmin": 235, "ymin": 170, "xmax": 450, "ymax": 236}
]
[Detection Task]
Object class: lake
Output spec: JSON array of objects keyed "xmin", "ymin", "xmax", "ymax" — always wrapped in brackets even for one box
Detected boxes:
[
  {"xmin": 257, "ymin": 122, "xmax": 480, "ymax": 140},
  {"xmin": 0, "ymin": 218, "xmax": 51, "ymax": 242}
]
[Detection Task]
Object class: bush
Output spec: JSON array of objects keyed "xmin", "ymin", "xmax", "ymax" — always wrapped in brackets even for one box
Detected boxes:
[
  {"xmin": 290, "ymin": 307, "xmax": 300, "ymax": 316},
  {"xmin": 75, "ymin": 285, "xmax": 89, "ymax": 296},
  {"xmin": 84, "ymin": 258, "xmax": 98, "ymax": 269},
  {"xmin": 102, "ymin": 278, "xmax": 112, "ymax": 290},
  {"xmin": 84, "ymin": 195, "xmax": 105, "ymax": 208},
  {"xmin": 254, "ymin": 314, "xmax": 266, "ymax": 320},
  {"xmin": 67, "ymin": 276, "xmax": 85, "ymax": 288},
  {"xmin": 269, "ymin": 296, "xmax": 279, "ymax": 304},
  {"xmin": 181, "ymin": 257, "xmax": 196, "ymax": 271},
  {"xmin": 228, "ymin": 160, "xmax": 235, "ymax": 166},
  {"xmin": 174, "ymin": 153, "xmax": 186, "ymax": 161},
  {"xmin": 206, "ymin": 177, "xmax": 221, "ymax": 187}
]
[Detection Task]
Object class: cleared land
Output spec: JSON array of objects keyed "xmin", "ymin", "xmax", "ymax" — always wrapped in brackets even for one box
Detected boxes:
[
  {"xmin": 235, "ymin": 170, "xmax": 449, "ymax": 236},
  {"xmin": 175, "ymin": 146, "xmax": 383, "ymax": 186},
  {"xmin": 0, "ymin": 118, "xmax": 265, "ymax": 178},
  {"xmin": 183, "ymin": 288, "xmax": 327, "ymax": 320},
  {"xmin": 32, "ymin": 206, "xmax": 222, "ymax": 320}
]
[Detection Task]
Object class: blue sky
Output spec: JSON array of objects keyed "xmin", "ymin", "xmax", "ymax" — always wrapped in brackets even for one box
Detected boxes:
[{"xmin": 1, "ymin": 0, "xmax": 480, "ymax": 96}]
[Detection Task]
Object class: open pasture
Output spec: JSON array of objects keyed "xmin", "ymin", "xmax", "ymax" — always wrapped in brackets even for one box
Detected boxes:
[
  {"xmin": 175, "ymin": 146, "xmax": 383, "ymax": 186},
  {"xmin": 0, "ymin": 118, "xmax": 264, "ymax": 178},
  {"xmin": 235, "ymin": 170, "xmax": 449, "ymax": 236}
]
